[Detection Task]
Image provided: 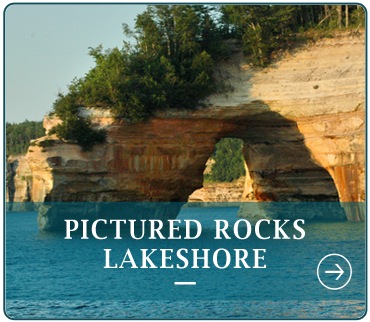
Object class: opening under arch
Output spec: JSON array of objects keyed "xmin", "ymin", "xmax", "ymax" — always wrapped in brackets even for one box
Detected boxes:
[{"xmin": 188, "ymin": 138, "xmax": 255, "ymax": 203}]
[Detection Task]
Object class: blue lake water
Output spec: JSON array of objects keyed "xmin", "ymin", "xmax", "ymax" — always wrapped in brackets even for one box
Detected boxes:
[{"xmin": 5, "ymin": 206, "xmax": 366, "ymax": 319}]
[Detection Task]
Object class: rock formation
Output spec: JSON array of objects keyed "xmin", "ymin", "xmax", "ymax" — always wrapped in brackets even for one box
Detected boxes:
[
  {"xmin": 13, "ymin": 30, "xmax": 365, "ymax": 229},
  {"xmin": 6, "ymin": 156, "xmax": 37, "ymax": 211},
  {"xmin": 188, "ymin": 177, "xmax": 255, "ymax": 204}
]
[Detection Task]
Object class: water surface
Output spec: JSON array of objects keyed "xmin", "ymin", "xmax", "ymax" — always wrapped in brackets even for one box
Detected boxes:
[{"xmin": 5, "ymin": 206, "xmax": 366, "ymax": 319}]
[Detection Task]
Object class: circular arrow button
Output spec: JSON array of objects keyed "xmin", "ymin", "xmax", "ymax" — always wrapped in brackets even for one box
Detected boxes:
[{"xmin": 317, "ymin": 254, "xmax": 352, "ymax": 290}]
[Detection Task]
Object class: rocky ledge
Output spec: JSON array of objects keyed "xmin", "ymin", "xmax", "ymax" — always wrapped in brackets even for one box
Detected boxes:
[{"xmin": 13, "ymin": 31, "xmax": 365, "ymax": 229}]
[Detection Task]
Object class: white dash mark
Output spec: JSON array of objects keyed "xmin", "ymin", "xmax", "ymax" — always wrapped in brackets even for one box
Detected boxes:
[{"xmin": 174, "ymin": 282, "xmax": 196, "ymax": 285}]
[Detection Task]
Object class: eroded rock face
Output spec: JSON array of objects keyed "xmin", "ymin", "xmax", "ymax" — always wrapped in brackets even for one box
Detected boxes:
[
  {"xmin": 209, "ymin": 31, "xmax": 365, "ymax": 221},
  {"xmin": 6, "ymin": 156, "xmax": 37, "ymax": 212},
  {"xmin": 28, "ymin": 119, "xmax": 237, "ymax": 202},
  {"xmin": 6, "ymin": 158, "xmax": 13, "ymax": 202},
  {"xmin": 6, "ymin": 156, "xmax": 32, "ymax": 202},
  {"xmin": 188, "ymin": 177, "xmax": 255, "ymax": 203},
  {"xmin": 25, "ymin": 31, "xmax": 365, "ymax": 226}
]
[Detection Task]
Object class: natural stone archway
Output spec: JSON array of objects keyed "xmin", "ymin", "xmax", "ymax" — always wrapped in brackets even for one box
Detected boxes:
[
  {"xmin": 28, "ymin": 106, "xmax": 354, "ymax": 227},
  {"xmin": 32, "ymin": 111, "xmax": 342, "ymax": 207},
  {"xmin": 23, "ymin": 31, "xmax": 364, "ymax": 230},
  {"xmin": 189, "ymin": 110, "xmax": 347, "ymax": 220}
]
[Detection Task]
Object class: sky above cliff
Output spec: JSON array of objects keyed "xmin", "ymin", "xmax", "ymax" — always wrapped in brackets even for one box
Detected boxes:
[{"xmin": 5, "ymin": 3, "xmax": 146, "ymax": 123}]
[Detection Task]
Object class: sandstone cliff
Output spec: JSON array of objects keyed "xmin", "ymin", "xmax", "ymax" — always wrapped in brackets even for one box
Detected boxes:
[
  {"xmin": 188, "ymin": 177, "xmax": 255, "ymax": 204},
  {"xmin": 6, "ymin": 155, "xmax": 32, "ymax": 202},
  {"xmin": 6, "ymin": 155, "xmax": 38, "ymax": 211},
  {"xmin": 19, "ymin": 30, "xmax": 365, "ymax": 225}
]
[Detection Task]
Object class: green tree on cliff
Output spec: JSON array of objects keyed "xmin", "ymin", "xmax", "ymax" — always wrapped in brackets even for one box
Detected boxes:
[
  {"xmin": 219, "ymin": 4, "xmax": 365, "ymax": 67},
  {"xmin": 50, "ymin": 4, "xmax": 365, "ymax": 150},
  {"xmin": 220, "ymin": 5, "xmax": 297, "ymax": 66},
  {"xmin": 50, "ymin": 5, "xmax": 229, "ymax": 150}
]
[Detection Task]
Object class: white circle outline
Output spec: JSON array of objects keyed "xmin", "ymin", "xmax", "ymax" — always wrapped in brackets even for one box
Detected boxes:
[{"xmin": 317, "ymin": 253, "xmax": 352, "ymax": 290}]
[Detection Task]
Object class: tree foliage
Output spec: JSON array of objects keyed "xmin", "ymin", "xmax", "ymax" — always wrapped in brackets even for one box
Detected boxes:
[
  {"xmin": 50, "ymin": 4, "xmax": 365, "ymax": 150},
  {"xmin": 6, "ymin": 120, "xmax": 45, "ymax": 156},
  {"xmin": 207, "ymin": 138, "xmax": 245, "ymax": 183},
  {"xmin": 50, "ymin": 88, "xmax": 107, "ymax": 152},
  {"xmin": 220, "ymin": 4, "xmax": 365, "ymax": 66},
  {"xmin": 220, "ymin": 5, "xmax": 297, "ymax": 66},
  {"xmin": 51, "ymin": 5, "xmax": 231, "ymax": 150}
]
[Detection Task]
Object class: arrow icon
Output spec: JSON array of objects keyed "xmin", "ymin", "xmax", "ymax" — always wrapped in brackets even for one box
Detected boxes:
[{"xmin": 325, "ymin": 264, "xmax": 344, "ymax": 280}]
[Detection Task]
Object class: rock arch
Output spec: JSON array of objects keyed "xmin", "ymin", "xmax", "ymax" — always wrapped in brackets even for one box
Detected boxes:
[{"xmin": 25, "ymin": 31, "xmax": 365, "ymax": 230}]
